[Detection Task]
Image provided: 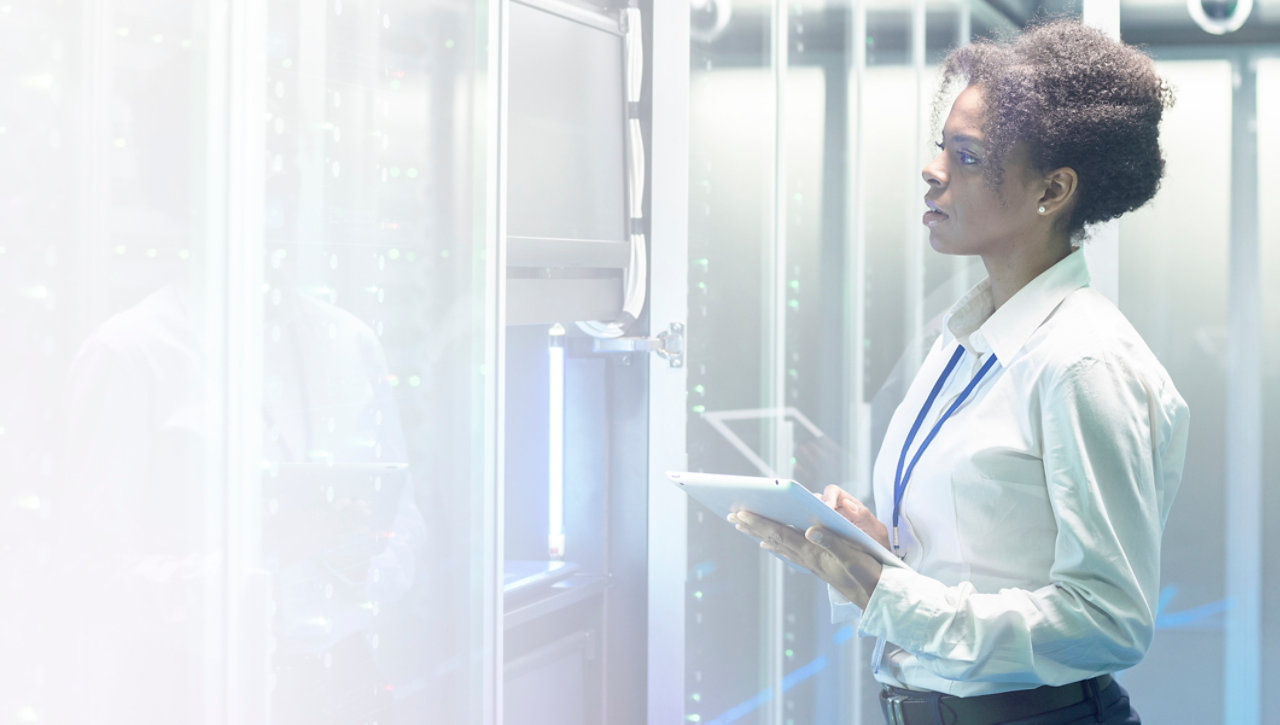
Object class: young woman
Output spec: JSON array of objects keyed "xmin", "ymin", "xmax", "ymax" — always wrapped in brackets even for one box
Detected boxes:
[{"xmin": 731, "ymin": 19, "xmax": 1189, "ymax": 725}]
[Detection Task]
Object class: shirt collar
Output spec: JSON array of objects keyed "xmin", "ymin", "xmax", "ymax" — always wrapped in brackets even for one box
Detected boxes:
[{"xmin": 942, "ymin": 248, "xmax": 1091, "ymax": 362}]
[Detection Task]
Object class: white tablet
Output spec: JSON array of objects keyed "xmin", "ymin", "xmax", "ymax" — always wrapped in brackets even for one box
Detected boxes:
[{"xmin": 666, "ymin": 471, "xmax": 907, "ymax": 570}]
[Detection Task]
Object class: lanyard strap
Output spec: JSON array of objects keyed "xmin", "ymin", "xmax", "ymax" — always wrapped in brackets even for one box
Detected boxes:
[{"xmin": 892, "ymin": 345, "xmax": 999, "ymax": 553}]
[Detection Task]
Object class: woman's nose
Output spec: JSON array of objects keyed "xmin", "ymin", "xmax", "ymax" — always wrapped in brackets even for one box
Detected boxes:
[{"xmin": 922, "ymin": 153, "xmax": 945, "ymax": 187}]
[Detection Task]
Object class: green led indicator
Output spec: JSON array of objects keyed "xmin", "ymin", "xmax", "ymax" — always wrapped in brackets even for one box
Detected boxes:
[
  {"xmin": 686, "ymin": 715, "xmax": 702, "ymax": 723},
  {"xmin": 445, "ymin": 38, "xmax": 456, "ymax": 49},
  {"xmin": 406, "ymin": 168, "xmax": 419, "ymax": 179},
  {"xmin": 693, "ymin": 384, "xmax": 705, "ymax": 395},
  {"xmin": 388, "ymin": 248, "xmax": 401, "ymax": 260},
  {"xmin": 789, "ymin": 279, "xmax": 800, "ymax": 290},
  {"xmin": 693, "ymin": 590, "xmax": 703, "ymax": 599},
  {"xmin": 784, "ymin": 648, "xmax": 794, "ymax": 658},
  {"xmin": 692, "ymin": 404, "xmax": 706, "ymax": 414},
  {"xmin": 408, "ymin": 375, "xmax": 422, "ymax": 387},
  {"xmin": 788, "ymin": 299, "xmax": 799, "ymax": 309}
]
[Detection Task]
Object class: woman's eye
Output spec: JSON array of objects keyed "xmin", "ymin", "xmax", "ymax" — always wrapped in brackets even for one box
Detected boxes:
[
  {"xmin": 957, "ymin": 150, "xmax": 979, "ymax": 166},
  {"xmin": 934, "ymin": 141, "xmax": 945, "ymax": 150}
]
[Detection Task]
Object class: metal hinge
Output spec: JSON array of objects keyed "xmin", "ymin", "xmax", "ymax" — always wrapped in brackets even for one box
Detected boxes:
[{"xmin": 591, "ymin": 322, "xmax": 684, "ymax": 368}]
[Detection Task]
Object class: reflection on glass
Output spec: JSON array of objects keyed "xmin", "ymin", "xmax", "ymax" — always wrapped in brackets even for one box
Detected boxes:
[
  {"xmin": 262, "ymin": 1, "xmax": 490, "ymax": 722},
  {"xmin": 1, "ymin": 0, "xmax": 492, "ymax": 723}
]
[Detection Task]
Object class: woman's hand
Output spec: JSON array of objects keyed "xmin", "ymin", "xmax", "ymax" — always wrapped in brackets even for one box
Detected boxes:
[
  {"xmin": 728, "ymin": 510, "xmax": 883, "ymax": 609},
  {"xmin": 817, "ymin": 485, "xmax": 891, "ymax": 552}
]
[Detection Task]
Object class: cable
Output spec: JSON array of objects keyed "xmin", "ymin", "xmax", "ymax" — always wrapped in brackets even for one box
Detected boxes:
[{"xmin": 577, "ymin": 6, "xmax": 647, "ymax": 339}]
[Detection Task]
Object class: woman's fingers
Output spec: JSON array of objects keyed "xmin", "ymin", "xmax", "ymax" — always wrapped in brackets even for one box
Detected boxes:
[{"xmin": 804, "ymin": 525, "xmax": 883, "ymax": 607}]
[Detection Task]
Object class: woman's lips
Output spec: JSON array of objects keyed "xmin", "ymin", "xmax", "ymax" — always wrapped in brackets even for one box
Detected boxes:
[{"xmin": 924, "ymin": 199, "xmax": 948, "ymax": 227}]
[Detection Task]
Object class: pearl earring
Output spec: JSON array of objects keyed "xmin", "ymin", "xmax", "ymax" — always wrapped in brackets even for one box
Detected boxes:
[{"xmin": 1037, "ymin": 205, "xmax": 1046, "ymax": 214}]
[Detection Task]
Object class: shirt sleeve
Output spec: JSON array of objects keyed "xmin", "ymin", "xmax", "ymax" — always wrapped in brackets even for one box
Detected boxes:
[{"xmin": 856, "ymin": 353, "xmax": 1182, "ymax": 686}]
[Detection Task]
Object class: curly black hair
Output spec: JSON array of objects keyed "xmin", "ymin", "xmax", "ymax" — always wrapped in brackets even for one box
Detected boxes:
[{"xmin": 935, "ymin": 19, "xmax": 1175, "ymax": 241}]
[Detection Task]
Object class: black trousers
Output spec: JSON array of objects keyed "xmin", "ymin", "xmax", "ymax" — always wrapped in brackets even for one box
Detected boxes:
[{"xmin": 999, "ymin": 678, "xmax": 1138, "ymax": 725}]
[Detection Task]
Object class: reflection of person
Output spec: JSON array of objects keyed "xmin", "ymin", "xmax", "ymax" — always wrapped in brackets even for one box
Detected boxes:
[
  {"xmin": 732, "ymin": 21, "xmax": 1188, "ymax": 724},
  {"xmin": 59, "ymin": 278, "xmax": 425, "ymax": 724}
]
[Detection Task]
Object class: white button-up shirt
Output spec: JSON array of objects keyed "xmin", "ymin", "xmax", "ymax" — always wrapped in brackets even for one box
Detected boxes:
[{"xmin": 833, "ymin": 249, "xmax": 1190, "ymax": 696}]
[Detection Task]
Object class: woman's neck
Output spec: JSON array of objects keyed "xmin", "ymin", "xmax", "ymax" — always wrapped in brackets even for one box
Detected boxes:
[{"xmin": 981, "ymin": 238, "xmax": 1073, "ymax": 311}]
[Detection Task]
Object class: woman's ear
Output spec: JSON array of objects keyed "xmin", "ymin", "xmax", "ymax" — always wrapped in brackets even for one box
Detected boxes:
[{"xmin": 1038, "ymin": 166, "xmax": 1079, "ymax": 218}]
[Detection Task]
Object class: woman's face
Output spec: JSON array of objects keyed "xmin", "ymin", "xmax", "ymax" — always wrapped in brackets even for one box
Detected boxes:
[{"xmin": 922, "ymin": 85, "xmax": 1044, "ymax": 258}]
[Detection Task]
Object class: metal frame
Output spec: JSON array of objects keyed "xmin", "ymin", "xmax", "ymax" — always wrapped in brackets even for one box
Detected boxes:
[
  {"xmin": 1224, "ymin": 51, "xmax": 1262, "ymax": 725},
  {"xmin": 204, "ymin": 0, "xmax": 268, "ymax": 720},
  {"xmin": 646, "ymin": 1, "xmax": 689, "ymax": 721},
  {"xmin": 511, "ymin": 0, "xmax": 625, "ymax": 36},
  {"xmin": 483, "ymin": 1, "xmax": 508, "ymax": 723},
  {"xmin": 761, "ymin": 4, "xmax": 791, "ymax": 723},
  {"xmin": 842, "ymin": 2, "xmax": 872, "ymax": 720}
]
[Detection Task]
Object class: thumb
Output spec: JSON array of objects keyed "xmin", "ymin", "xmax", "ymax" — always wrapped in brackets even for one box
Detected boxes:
[
  {"xmin": 806, "ymin": 525, "xmax": 869, "ymax": 560},
  {"xmin": 805, "ymin": 526, "xmax": 838, "ymax": 551}
]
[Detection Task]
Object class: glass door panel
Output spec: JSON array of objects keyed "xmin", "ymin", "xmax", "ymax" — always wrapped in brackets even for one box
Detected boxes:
[
  {"xmin": 259, "ymin": 1, "xmax": 494, "ymax": 722},
  {"xmin": 2, "ymin": 2, "xmax": 220, "ymax": 722}
]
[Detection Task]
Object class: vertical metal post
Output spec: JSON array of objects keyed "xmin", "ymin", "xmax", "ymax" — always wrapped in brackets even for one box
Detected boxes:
[
  {"xmin": 904, "ymin": 0, "xmax": 926, "ymax": 370},
  {"xmin": 480, "ymin": 0, "xmax": 507, "ymax": 722},
  {"xmin": 843, "ymin": 1, "xmax": 870, "ymax": 722},
  {"xmin": 763, "ymin": 2, "xmax": 790, "ymax": 724},
  {"xmin": 647, "ymin": 1, "xmax": 689, "ymax": 722},
  {"xmin": 1255, "ymin": 56, "xmax": 1280, "ymax": 725},
  {"xmin": 223, "ymin": 0, "xmax": 267, "ymax": 719},
  {"xmin": 1224, "ymin": 55, "xmax": 1262, "ymax": 725}
]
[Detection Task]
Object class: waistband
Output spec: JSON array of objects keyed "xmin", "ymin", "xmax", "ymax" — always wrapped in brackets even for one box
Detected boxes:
[{"xmin": 879, "ymin": 674, "xmax": 1116, "ymax": 725}]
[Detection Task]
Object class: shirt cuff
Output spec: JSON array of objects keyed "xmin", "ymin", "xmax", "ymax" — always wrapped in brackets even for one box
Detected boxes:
[
  {"xmin": 826, "ymin": 583, "xmax": 861, "ymax": 624},
  {"xmin": 856, "ymin": 565, "xmax": 920, "ymax": 642}
]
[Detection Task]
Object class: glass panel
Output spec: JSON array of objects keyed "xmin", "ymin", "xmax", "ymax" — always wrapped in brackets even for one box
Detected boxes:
[
  {"xmin": 2, "ymin": 2, "xmax": 219, "ymax": 722},
  {"xmin": 686, "ymin": 0, "xmax": 780, "ymax": 721},
  {"xmin": 1116, "ymin": 59, "xmax": 1233, "ymax": 724},
  {"xmin": 685, "ymin": 2, "xmax": 982, "ymax": 723},
  {"xmin": 260, "ymin": 1, "xmax": 492, "ymax": 722}
]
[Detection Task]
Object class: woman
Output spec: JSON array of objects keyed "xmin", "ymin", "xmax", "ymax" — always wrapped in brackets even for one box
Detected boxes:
[{"xmin": 731, "ymin": 19, "xmax": 1189, "ymax": 725}]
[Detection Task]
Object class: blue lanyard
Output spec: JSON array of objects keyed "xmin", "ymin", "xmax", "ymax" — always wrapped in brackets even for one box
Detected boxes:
[{"xmin": 892, "ymin": 345, "xmax": 999, "ymax": 555}]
